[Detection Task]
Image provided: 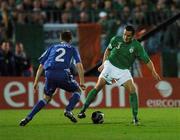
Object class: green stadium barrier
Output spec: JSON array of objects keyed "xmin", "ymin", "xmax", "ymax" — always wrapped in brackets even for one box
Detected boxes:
[{"xmin": 15, "ymin": 24, "xmax": 44, "ymax": 69}]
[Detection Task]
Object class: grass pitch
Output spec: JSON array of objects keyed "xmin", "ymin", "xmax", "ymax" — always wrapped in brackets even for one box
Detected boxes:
[{"xmin": 0, "ymin": 108, "xmax": 179, "ymax": 140}]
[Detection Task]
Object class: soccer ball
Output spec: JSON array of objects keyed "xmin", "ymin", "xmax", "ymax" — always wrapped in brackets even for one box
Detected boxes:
[{"xmin": 91, "ymin": 111, "xmax": 104, "ymax": 124}]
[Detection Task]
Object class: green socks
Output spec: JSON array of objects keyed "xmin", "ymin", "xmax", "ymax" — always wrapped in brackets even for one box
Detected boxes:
[
  {"xmin": 129, "ymin": 92, "xmax": 138, "ymax": 118},
  {"xmin": 81, "ymin": 89, "xmax": 138, "ymax": 118},
  {"xmin": 80, "ymin": 89, "xmax": 98, "ymax": 113}
]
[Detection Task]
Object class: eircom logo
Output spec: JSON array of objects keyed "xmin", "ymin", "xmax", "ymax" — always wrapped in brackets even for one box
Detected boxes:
[
  {"xmin": 146, "ymin": 80, "xmax": 180, "ymax": 107},
  {"xmin": 155, "ymin": 80, "xmax": 173, "ymax": 98}
]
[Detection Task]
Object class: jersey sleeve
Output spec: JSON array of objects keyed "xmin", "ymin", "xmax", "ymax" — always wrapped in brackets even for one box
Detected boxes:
[
  {"xmin": 73, "ymin": 48, "xmax": 81, "ymax": 63},
  {"xmin": 137, "ymin": 42, "xmax": 150, "ymax": 64},
  {"xmin": 108, "ymin": 36, "xmax": 118, "ymax": 50},
  {"xmin": 38, "ymin": 47, "xmax": 52, "ymax": 65}
]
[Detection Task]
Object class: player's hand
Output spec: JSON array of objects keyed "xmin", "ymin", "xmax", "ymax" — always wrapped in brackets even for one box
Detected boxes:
[
  {"xmin": 80, "ymin": 84, "xmax": 86, "ymax": 90},
  {"xmin": 152, "ymin": 71, "xmax": 161, "ymax": 81},
  {"xmin": 98, "ymin": 65, "xmax": 104, "ymax": 72},
  {"xmin": 33, "ymin": 83, "xmax": 38, "ymax": 93}
]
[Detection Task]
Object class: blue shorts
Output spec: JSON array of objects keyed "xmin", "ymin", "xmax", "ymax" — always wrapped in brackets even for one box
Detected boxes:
[{"xmin": 44, "ymin": 70, "xmax": 79, "ymax": 96}]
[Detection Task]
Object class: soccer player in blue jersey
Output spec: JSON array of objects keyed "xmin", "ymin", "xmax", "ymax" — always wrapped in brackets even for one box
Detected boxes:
[{"xmin": 19, "ymin": 31, "xmax": 86, "ymax": 126}]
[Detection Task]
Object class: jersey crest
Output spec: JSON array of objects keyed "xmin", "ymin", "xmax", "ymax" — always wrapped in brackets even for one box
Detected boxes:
[{"xmin": 129, "ymin": 47, "xmax": 134, "ymax": 53}]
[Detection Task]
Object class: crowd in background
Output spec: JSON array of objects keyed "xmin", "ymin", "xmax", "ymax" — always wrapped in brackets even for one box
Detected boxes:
[
  {"xmin": 0, "ymin": 41, "xmax": 33, "ymax": 76},
  {"xmin": 0, "ymin": 0, "xmax": 179, "ymax": 76},
  {"xmin": 0, "ymin": 0, "xmax": 179, "ymax": 40}
]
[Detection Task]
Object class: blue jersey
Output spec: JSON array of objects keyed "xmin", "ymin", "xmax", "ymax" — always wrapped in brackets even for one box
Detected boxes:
[
  {"xmin": 38, "ymin": 42, "xmax": 81, "ymax": 95},
  {"xmin": 39, "ymin": 42, "xmax": 81, "ymax": 71}
]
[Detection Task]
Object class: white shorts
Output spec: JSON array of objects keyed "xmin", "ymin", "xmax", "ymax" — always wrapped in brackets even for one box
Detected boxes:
[{"xmin": 99, "ymin": 60, "xmax": 133, "ymax": 85}]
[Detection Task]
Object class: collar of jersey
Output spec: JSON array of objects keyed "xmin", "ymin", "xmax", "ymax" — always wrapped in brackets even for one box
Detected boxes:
[{"xmin": 60, "ymin": 41, "xmax": 72, "ymax": 48}]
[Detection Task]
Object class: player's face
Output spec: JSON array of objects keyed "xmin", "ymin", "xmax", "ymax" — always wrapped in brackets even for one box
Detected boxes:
[{"xmin": 123, "ymin": 29, "xmax": 133, "ymax": 43}]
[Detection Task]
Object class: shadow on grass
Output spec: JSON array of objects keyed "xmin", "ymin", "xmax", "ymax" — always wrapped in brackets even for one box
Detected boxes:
[{"xmin": 1, "ymin": 120, "xmax": 148, "ymax": 128}]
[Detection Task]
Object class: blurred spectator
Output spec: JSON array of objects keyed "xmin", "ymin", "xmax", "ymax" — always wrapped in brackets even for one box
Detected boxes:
[
  {"xmin": 60, "ymin": 12, "xmax": 71, "ymax": 23},
  {"xmin": 116, "ymin": 24, "xmax": 126, "ymax": 36},
  {"xmin": 77, "ymin": 1, "xmax": 92, "ymax": 22},
  {"xmin": 14, "ymin": 42, "xmax": 33, "ymax": 76},
  {"xmin": 78, "ymin": 11, "xmax": 89, "ymax": 23},
  {"xmin": 120, "ymin": 5, "xmax": 132, "ymax": 24},
  {"xmin": 33, "ymin": 0, "xmax": 41, "ymax": 11},
  {"xmin": 54, "ymin": 0, "xmax": 65, "ymax": 10},
  {"xmin": 8, "ymin": 0, "xmax": 16, "ymax": 11},
  {"xmin": 31, "ymin": 11, "xmax": 46, "ymax": 24},
  {"xmin": 16, "ymin": 12, "xmax": 26, "ymax": 24},
  {"xmin": 98, "ymin": 11, "xmax": 108, "ymax": 53},
  {"xmin": 116, "ymin": 5, "xmax": 131, "ymax": 36},
  {"xmin": 15, "ymin": 3, "xmax": 24, "ymax": 12},
  {"xmin": 144, "ymin": 31, "xmax": 163, "ymax": 54},
  {"xmin": 0, "ymin": 23, "xmax": 6, "ymax": 43},
  {"xmin": 162, "ymin": 22, "xmax": 180, "ymax": 51},
  {"xmin": 89, "ymin": 1, "xmax": 100, "ymax": 22},
  {"xmin": 155, "ymin": 0, "xmax": 169, "ymax": 23},
  {"xmin": 41, "ymin": 0, "xmax": 58, "ymax": 23},
  {"xmin": 64, "ymin": 0, "xmax": 77, "ymax": 22},
  {"xmin": 23, "ymin": 0, "xmax": 33, "ymax": 11},
  {"xmin": 78, "ymin": 0, "xmax": 89, "ymax": 12},
  {"xmin": 113, "ymin": 0, "xmax": 125, "ymax": 12},
  {"xmin": 104, "ymin": 0, "xmax": 113, "ymax": 17},
  {"xmin": 98, "ymin": 11, "xmax": 118, "ymax": 53},
  {"xmin": 170, "ymin": 1, "xmax": 180, "ymax": 15},
  {"xmin": 0, "ymin": 41, "xmax": 16, "ymax": 76},
  {"xmin": 132, "ymin": 6, "xmax": 145, "ymax": 25},
  {"xmin": 98, "ymin": 11, "xmax": 108, "ymax": 34},
  {"xmin": 0, "ymin": 1, "xmax": 13, "ymax": 40},
  {"xmin": 11, "ymin": 9, "xmax": 18, "ymax": 23}
]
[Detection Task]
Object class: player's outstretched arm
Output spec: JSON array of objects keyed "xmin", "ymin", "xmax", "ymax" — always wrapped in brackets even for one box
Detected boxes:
[
  {"xmin": 146, "ymin": 60, "xmax": 161, "ymax": 81},
  {"xmin": 98, "ymin": 48, "xmax": 111, "ymax": 72},
  {"xmin": 102, "ymin": 48, "xmax": 111, "ymax": 63},
  {"xmin": 33, "ymin": 64, "xmax": 44, "ymax": 91},
  {"xmin": 76, "ymin": 63, "xmax": 86, "ymax": 90}
]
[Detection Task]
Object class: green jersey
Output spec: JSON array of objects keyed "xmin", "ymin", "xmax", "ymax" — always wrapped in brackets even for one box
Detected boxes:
[{"xmin": 107, "ymin": 36, "xmax": 150, "ymax": 69}]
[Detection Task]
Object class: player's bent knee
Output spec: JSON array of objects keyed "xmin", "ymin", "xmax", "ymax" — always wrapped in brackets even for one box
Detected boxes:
[
  {"xmin": 95, "ymin": 80, "xmax": 106, "ymax": 91},
  {"xmin": 129, "ymin": 86, "xmax": 136, "ymax": 93},
  {"xmin": 76, "ymin": 87, "xmax": 82, "ymax": 93},
  {"xmin": 44, "ymin": 95, "xmax": 52, "ymax": 103},
  {"xmin": 94, "ymin": 86, "xmax": 103, "ymax": 92},
  {"xmin": 125, "ymin": 85, "xmax": 136, "ymax": 93}
]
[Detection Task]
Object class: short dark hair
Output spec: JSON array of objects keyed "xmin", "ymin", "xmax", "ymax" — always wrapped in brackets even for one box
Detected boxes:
[
  {"xmin": 125, "ymin": 25, "xmax": 135, "ymax": 35},
  {"xmin": 61, "ymin": 31, "xmax": 72, "ymax": 42}
]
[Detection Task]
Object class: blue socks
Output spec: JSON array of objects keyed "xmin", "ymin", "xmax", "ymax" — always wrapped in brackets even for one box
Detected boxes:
[
  {"xmin": 27, "ymin": 92, "xmax": 80, "ymax": 119},
  {"xmin": 66, "ymin": 92, "xmax": 81, "ymax": 111},
  {"xmin": 27, "ymin": 99, "xmax": 47, "ymax": 119}
]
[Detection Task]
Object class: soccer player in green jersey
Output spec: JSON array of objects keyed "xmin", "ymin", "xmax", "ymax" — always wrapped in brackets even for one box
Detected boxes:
[{"xmin": 78, "ymin": 25, "xmax": 161, "ymax": 125}]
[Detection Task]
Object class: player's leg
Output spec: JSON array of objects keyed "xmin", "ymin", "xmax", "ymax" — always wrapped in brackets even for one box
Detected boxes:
[
  {"xmin": 66, "ymin": 89, "xmax": 81, "ymax": 112},
  {"xmin": 78, "ymin": 61, "xmax": 113, "ymax": 118},
  {"xmin": 123, "ymin": 79, "xmax": 139, "ymax": 125},
  {"xmin": 19, "ymin": 94, "xmax": 52, "ymax": 126},
  {"xmin": 27, "ymin": 94, "xmax": 52, "ymax": 119},
  {"xmin": 78, "ymin": 77, "xmax": 106, "ymax": 118},
  {"xmin": 19, "ymin": 79, "xmax": 56, "ymax": 126},
  {"xmin": 64, "ymin": 88, "xmax": 81, "ymax": 123},
  {"xmin": 60, "ymin": 75, "xmax": 82, "ymax": 123}
]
